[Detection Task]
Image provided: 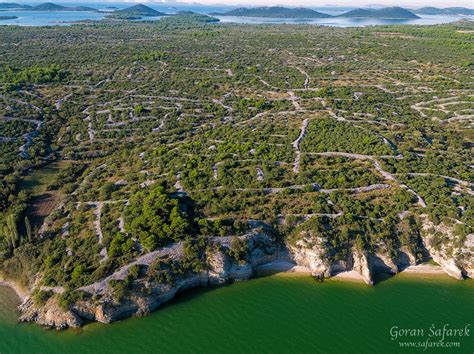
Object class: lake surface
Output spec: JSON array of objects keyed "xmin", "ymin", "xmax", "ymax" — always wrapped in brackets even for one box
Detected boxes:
[
  {"xmin": 215, "ymin": 14, "xmax": 468, "ymax": 27},
  {"xmin": 0, "ymin": 273, "xmax": 472, "ymax": 353},
  {"xmin": 0, "ymin": 3, "xmax": 471, "ymax": 27}
]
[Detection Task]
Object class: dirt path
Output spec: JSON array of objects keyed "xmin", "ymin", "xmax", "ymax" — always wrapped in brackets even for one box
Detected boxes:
[
  {"xmin": 403, "ymin": 172, "xmax": 473, "ymax": 188},
  {"xmin": 292, "ymin": 119, "xmax": 309, "ymax": 174},
  {"xmin": 79, "ymin": 242, "xmax": 184, "ymax": 295},
  {"xmin": 309, "ymin": 152, "xmax": 427, "ymax": 208},
  {"xmin": 288, "ymin": 91, "xmax": 301, "ymax": 110}
]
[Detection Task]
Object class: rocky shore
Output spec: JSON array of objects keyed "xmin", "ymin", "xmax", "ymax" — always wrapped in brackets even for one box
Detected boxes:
[{"xmin": 12, "ymin": 218, "xmax": 474, "ymax": 329}]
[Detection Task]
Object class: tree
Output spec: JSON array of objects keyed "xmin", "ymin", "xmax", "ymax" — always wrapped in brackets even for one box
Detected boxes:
[
  {"xmin": 3, "ymin": 213, "xmax": 20, "ymax": 249},
  {"xmin": 25, "ymin": 216, "xmax": 33, "ymax": 242},
  {"xmin": 228, "ymin": 237, "xmax": 248, "ymax": 264},
  {"xmin": 125, "ymin": 185, "xmax": 190, "ymax": 250},
  {"xmin": 71, "ymin": 264, "xmax": 86, "ymax": 284},
  {"xmin": 134, "ymin": 105, "xmax": 144, "ymax": 115}
]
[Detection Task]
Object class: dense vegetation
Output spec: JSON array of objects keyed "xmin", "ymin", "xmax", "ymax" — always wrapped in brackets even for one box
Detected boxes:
[
  {"xmin": 106, "ymin": 4, "xmax": 165, "ymax": 20},
  {"xmin": 212, "ymin": 7, "xmax": 331, "ymax": 18},
  {"xmin": 0, "ymin": 20, "xmax": 472, "ymax": 295},
  {"xmin": 337, "ymin": 7, "xmax": 420, "ymax": 19}
]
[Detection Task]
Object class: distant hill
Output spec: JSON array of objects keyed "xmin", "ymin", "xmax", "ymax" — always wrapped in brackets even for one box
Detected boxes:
[
  {"xmin": 338, "ymin": 7, "xmax": 420, "ymax": 19},
  {"xmin": 72, "ymin": 6, "xmax": 97, "ymax": 11},
  {"xmin": 0, "ymin": 15, "xmax": 19, "ymax": 20},
  {"xmin": 415, "ymin": 7, "xmax": 446, "ymax": 15},
  {"xmin": 175, "ymin": 11, "xmax": 219, "ymax": 22},
  {"xmin": 160, "ymin": 11, "xmax": 219, "ymax": 25},
  {"xmin": 0, "ymin": 3, "xmax": 31, "ymax": 9},
  {"xmin": 30, "ymin": 2, "xmax": 97, "ymax": 12},
  {"xmin": 211, "ymin": 6, "xmax": 332, "ymax": 18},
  {"xmin": 107, "ymin": 4, "xmax": 166, "ymax": 19},
  {"xmin": 415, "ymin": 7, "xmax": 474, "ymax": 15}
]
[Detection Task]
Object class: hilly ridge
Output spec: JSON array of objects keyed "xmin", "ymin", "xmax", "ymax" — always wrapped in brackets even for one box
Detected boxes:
[
  {"xmin": 213, "ymin": 6, "xmax": 422, "ymax": 19},
  {"xmin": 211, "ymin": 6, "xmax": 332, "ymax": 18},
  {"xmin": 107, "ymin": 4, "xmax": 166, "ymax": 19},
  {"xmin": 337, "ymin": 7, "xmax": 420, "ymax": 19},
  {"xmin": 30, "ymin": 2, "xmax": 97, "ymax": 12},
  {"xmin": 415, "ymin": 7, "xmax": 474, "ymax": 15},
  {"xmin": 0, "ymin": 3, "xmax": 31, "ymax": 10}
]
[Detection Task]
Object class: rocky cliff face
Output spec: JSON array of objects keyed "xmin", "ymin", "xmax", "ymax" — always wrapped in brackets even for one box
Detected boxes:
[
  {"xmin": 287, "ymin": 221, "xmax": 471, "ymax": 286},
  {"xmin": 289, "ymin": 240, "xmax": 392, "ymax": 285},
  {"xmin": 288, "ymin": 231, "xmax": 392, "ymax": 285},
  {"xmin": 420, "ymin": 216, "xmax": 472, "ymax": 279},
  {"xmin": 19, "ymin": 298, "xmax": 83, "ymax": 329},
  {"xmin": 288, "ymin": 236, "xmax": 331, "ymax": 278},
  {"xmin": 17, "ymin": 222, "xmax": 473, "ymax": 329},
  {"xmin": 352, "ymin": 249, "xmax": 374, "ymax": 285},
  {"xmin": 19, "ymin": 231, "xmax": 284, "ymax": 328}
]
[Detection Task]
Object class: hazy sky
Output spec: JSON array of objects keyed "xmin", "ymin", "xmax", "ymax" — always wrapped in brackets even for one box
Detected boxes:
[
  {"xmin": 185, "ymin": 0, "xmax": 473, "ymax": 7},
  {"xmin": 13, "ymin": 0, "xmax": 474, "ymax": 8}
]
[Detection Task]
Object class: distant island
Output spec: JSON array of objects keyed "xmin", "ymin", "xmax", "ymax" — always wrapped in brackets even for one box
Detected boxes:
[
  {"xmin": 0, "ymin": 3, "xmax": 31, "ymax": 10},
  {"xmin": 2, "ymin": 2, "xmax": 218, "ymax": 23},
  {"xmin": 211, "ymin": 6, "xmax": 332, "ymax": 18},
  {"xmin": 2, "ymin": 3, "xmax": 471, "ymax": 21},
  {"xmin": 415, "ymin": 7, "xmax": 474, "ymax": 15},
  {"xmin": 115, "ymin": 10, "xmax": 219, "ymax": 24},
  {"xmin": 337, "ymin": 7, "xmax": 420, "ymax": 19},
  {"xmin": 212, "ymin": 6, "xmax": 421, "ymax": 19},
  {"xmin": 164, "ymin": 11, "xmax": 219, "ymax": 23},
  {"xmin": 106, "ymin": 4, "xmax": 166, "ymax": 20},
  {"xmin": 0, "ymin": 15, "xmax": 18, "ymax": 20},
  {"xmin": 29, "ymin": 2, "xmax": 97, "ymax": 12}
]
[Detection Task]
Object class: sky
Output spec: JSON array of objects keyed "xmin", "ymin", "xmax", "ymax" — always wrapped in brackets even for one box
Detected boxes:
[{"xmin": 11, "ymin": 0, "xmax": 474, "ymax": 8}]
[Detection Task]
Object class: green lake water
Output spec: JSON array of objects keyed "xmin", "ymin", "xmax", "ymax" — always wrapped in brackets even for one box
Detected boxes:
[{"xmin": 0, "ymin": 273, "xmax": 472, "ymax": 354}]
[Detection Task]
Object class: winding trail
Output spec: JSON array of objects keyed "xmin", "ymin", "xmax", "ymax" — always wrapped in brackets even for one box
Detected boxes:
[
  {"xmin": 278, "ymin": 211, "xmax": 343, "ymax": 223},
  {"xmin": 55, "ymin": 93, "xmax": 73, "ymax": 109},
  {"xmin": 295, "ymin": 66, "xmax": 310, "ymax": 90},
  {"xmin": 79, "ymin": 243, "xmax": 184, "ymax": 295},
  {"xmin": 288, "ymin": 91, "xmax": 301, "ymax": 111},
  {"xmin": 292, "ymin": 119, "xmax": 309, "ymax": 174},
  {"xmin": 308, "ymin": 152, "xmax": 427, "ymax": 208},
  {"xmin": 402, "ymin": 173, "xmax": 474, "ymax": 188}
]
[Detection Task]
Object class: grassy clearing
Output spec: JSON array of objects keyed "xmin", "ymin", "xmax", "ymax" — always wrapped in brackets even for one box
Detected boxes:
[{"xmin": 20, "ymin": 160, "xmax": 70, "ymax": 197}]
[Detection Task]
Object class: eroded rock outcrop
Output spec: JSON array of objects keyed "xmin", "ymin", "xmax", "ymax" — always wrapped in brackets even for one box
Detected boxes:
[
  {"xmin": 289, "ymin": 236, "xmax": 331, "ymax": 278},
  {"xmin": 288, "ymin": 234, "xmax": 377, "ymax": 285},
  {"xmin": 17, "ymin": 220, "xmax": 472, "ymax": 329},
  {"xmin": 352, "ymin": 248, "xmax": 374, "ymax": 285},
  {"xmin": 18, "ymin": 297, "xmax": 82, "ymax": 329},
  {"xmin": 20, "ymin": 231, "xmax": 283, "ymax": 328},
  {"xmin": 421, "ymin": 216, "xmax": 472, "ymax": 279}
]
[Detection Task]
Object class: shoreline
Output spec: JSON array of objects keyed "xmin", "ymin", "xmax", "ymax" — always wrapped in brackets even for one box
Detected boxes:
[
  {"xmin": 0, "ymin": 262, "xmax": 452, "ymax": 307},
  {"xmin": 332, "ymin": 270, "xmax": 365, "ymax": 282},
  {"xmin": 0, "ymin": 261, "xmax": 464, "ymax": 330},
  {"xmin": 0, "ymin": 278, "xmax": 29, "ymax": 302},
  {"xmin": 255, "ymin": 260, "xmax": 447, "ymax": 282},
  {"xmin": 401, "ymin": 264, "xmax": 445, "ymax": 274},
  {"xmin": 255, "ymin": 260, "xmax": 312, "ymax": 276}
]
